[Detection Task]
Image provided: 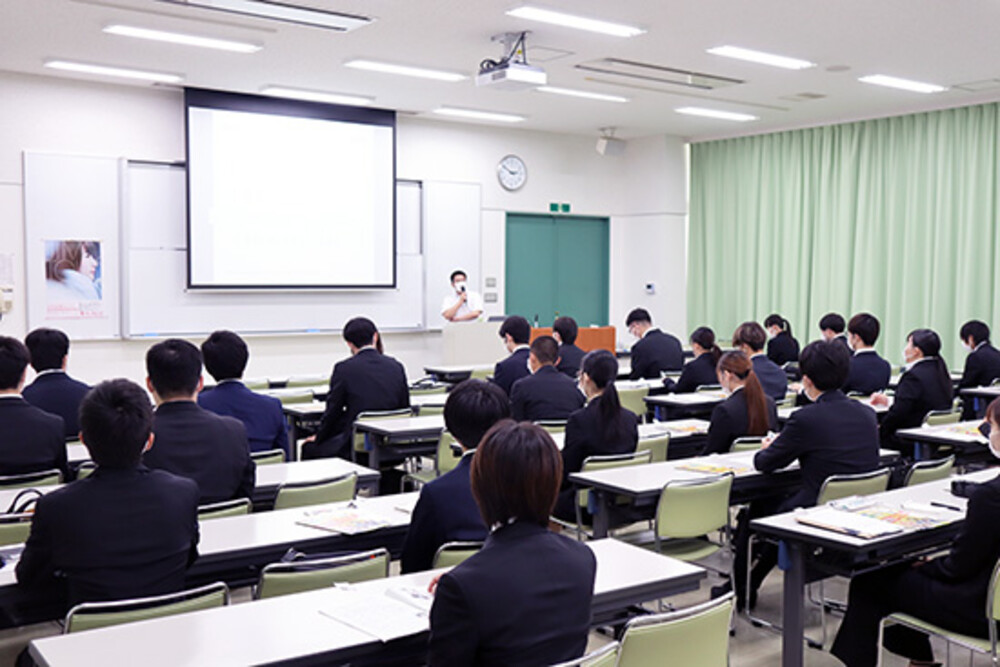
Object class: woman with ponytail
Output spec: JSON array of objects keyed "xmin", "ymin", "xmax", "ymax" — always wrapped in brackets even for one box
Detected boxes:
[
  {"xmin": 670, "ymin": 327, "xmax": 723, "ymax": 393},
  {"xmin": 704, "ymin": 350, "xmax": 777, "ymax": 455},
  {"xmin": 764, "ymin": 313, "xmax": 800, "ymax": 365}
]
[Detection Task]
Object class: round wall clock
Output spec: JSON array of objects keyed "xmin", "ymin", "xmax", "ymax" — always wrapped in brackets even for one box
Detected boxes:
[{"xmin": 497, "ymin": 154, "xmax": 527, "ymax": 191}]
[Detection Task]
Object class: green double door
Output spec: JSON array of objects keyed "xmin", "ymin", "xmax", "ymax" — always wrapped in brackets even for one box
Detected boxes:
[{"xmin": 505, "ymin": 213, "xmax": 609, "ymax": 327}]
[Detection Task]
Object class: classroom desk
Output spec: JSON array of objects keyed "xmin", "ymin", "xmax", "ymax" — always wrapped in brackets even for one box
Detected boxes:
[
  {"xmin": 751, "ymin": 468, "xmax": 996, "ymax": 667},
  {"xmin": 645, "ymin": 390, "xmax": 727, "ymax": 420},
  {"xmin": 408, "ymin": 393, "xmax": 447, "ymax": 414},
  {"xmin": 776, "ymin": 396, "xmax": 891, "ymax": 425},
  {"xmin": 423, "ymin": 364, "xmax": 493, "ymax": 383},
  {"xmin": 889, "ymin": 371, "xmax": 963, "ymax": 390},
  {"xmin": 960, "ymin": 385, "xmax": 1000, "ymax": 417},
  {"xmin": 353, "ymin": 415, "xmax": 445, "ymax": 469},
  {"xmin": 28, "ymin": 538, "xmax": 706, "ymax": 667},
  {"xmin": 281, "ymin": 401, "xmax": 326, "ymax": 446},
  {"xmin": 895, "ymin": 420, "xmax": 990, "ymax": 464},
  {"xmin": 548, "ymin": 420, "xmax": 709, "ymax": 459}
]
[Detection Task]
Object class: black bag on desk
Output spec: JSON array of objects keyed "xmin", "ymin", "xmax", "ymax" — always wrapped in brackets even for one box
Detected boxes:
[{"xmin": 951, "ymin": 479, "xmax": 981, "ymax": 499}]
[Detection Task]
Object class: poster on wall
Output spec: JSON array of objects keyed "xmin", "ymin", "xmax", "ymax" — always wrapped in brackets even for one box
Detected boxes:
[{"xmin": 44, "ymin": 239, "xmax": 106, "ymax": 320}]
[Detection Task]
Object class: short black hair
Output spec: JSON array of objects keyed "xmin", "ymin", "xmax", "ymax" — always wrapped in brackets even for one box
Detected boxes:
[
  {"xmin": 732, "ymin": 322, "xmax": 767, "ymax": 352},
  {"xmin": 625, "ymin": 308, "xmax": 652, "ymax": 327},
  {"xmin": 908, "ymin": 329, "xmax": 942, "ymax": 357},
  {"xmin": 848, "ymin": 313, "xmax": 881, "ymax": 346},
  {"xmin": 819, "ymin": 313, "xmax": 845, "ymax": 334},
  {"xmin": 0, "ymin": 337, "xmax": 29, "ymax": 391},
  {"xmin": 450, "ymin": 270, "xmax": 467, "ymax": 283},
  {"xmin": 24, "ymin": 328, "xmax": 69, "ymax": 372},
  {"xmin": 498, "ymin": 315, "xmax": 531, "ymax": 345},
  {"xmin": 80, "ymin": 379, "xmax": 153, "ymax": 468},
  {"xmin": 146, "ymin": 339, "xmax": 202, "ymax": 399},
  {"xmin": 799, "ymin": 340, "xmax": 850, "ymax": 391},
  {"xmin": 443, "ymin": 379, "xmax": 510, "ymax": 449},
  {"xmin": 343, "ymin": 317, "xmax": 378, "ymax": 348},
  {"xmin": 960, "ymin": 320, "xmax": 990, "ymax": 346},
  {"xmin": 201, "ymin": 330, "xmax": 249, "ymax": 382},
  {"xmin": 529, "ymin": 335, "xmax": 559, "ymax": 365},
  {"xmin": 553, "ymin": 316, "xmax": 578, "ymax": 345}
]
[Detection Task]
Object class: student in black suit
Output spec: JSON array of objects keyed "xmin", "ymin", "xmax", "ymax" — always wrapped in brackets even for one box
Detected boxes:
[
  {"xmin": 510, "ymin": 336, "xmax": 585, "ymax": 422},
  {"xmin": 142, "ymin": 339, "xmax": 255, "ymax": 504},
  {"xmin": 428, "ymin": 420, "xmax": 596, "ymax": 667},
  {"xmin": 704, "ymin": 351, "xmax": 777, "ymax": 455},
  {"xmin": 732, "ymin": 322, "xmax": 787, "ymax": 400},
  {"xmin": 198, "ymin": 330, "xmax": 289, "ymax": 458},
  {"xmin": 958, "ymin": 320, "xmax": 1000, "ymax": 419},
  {"xmin": 844, "ymin": 313, "xmax": 891, "ymax": 395},
  {"xmin": 17, "ymin": 379, "xmax": 200, "ymax": 608},
  {"xmin": 21, "ymin": 328, "xmax": 90, "ymax": 439},
  {"xmin": 491, "ymin": 315, "xmax": 531, "ymax": 396},
  {"xmin": 669, "ymin": 327, "xmax": 722, "ymax": 393},
  {"xmin": 819, "ymin": 312, "xmax": 851, "ymax": 354},
  {"xmin": 401, "ymin": 380, "xmax": 509, "ymax": 573},
  {"xmin": 553, "ymin": 350, "xmax": 639, "ymax": 521},
  {"xmin": 831, "ymin": 397, "xmax": 1000, "ymax": 667},
  {"xmin": 552, "ymin": 316, "xmax": 585, "ymax": 379},
  {"xmin": 625, "ymin": 308, "xmax": 684, "ymax": 379},
  {"xmin": 304, "ymin": 317, "xmax": 410, "ymax": 460},
  {"xmin": 764, "ymin": 314, "xmax": 800, "ymax": 366},
  {"xmin": 0, "ymin": 337, "xmax": 68, "ymax": 478}
]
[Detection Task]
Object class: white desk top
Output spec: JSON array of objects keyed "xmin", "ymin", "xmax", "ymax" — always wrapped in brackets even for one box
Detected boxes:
[
  {"xmin": 896, "ymin": 420, "xmax": 987, "ymax": 445},
  {"xmin": 645, "ymin": 391, "xmax": 727, "ymax": 407},
  {"xmin": 67, "ymin": 444, "xmax": 88, "ymax": 464},
  {"xmin": 354, "ymin": 415, "xmax": 445, "ymax": 436},
  {"xmin": 615, "ymin": 379, "xmax": 665, "ymax": 391},
  {"xmin": 777, "ymin": 395, "xmax": 891, "ymax": 422},
  {"xmin": 255, "ymin": 459, "xmax": 378, "ymax": 487},
  {"xmin": 423, "ymin": 364, "xmax": 493, "ymax": 374},
  {"xmin": 409, "ymin": 393, "xmax": 447, "ymax": 408},
  {"xmin": 570, "ymin": 450, "xmax": 761, "ymax": 495},
  {"xmin": 281, "ymin": 401, "xmax": 327, "ymax": 417},
  {"xmin": 960, "ymin": 385, "xmax": 1000, "ymax": 397}
]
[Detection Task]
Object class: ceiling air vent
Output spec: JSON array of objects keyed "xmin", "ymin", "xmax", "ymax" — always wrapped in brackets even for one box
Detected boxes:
[{"xmin": 575, "ymin": 58, "xmax": 743, "ymax": 91}]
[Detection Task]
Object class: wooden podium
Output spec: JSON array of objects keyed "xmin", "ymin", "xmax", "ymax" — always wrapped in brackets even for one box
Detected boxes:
[{"xmin": 530, "ymin": 326, "xmax": 616, "ymax": 352}]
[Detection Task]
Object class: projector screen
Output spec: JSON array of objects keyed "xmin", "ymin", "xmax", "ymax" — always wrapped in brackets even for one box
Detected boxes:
[{"xmin": 185, "ymin": 89, "xmax": 396, "ymax": 289}]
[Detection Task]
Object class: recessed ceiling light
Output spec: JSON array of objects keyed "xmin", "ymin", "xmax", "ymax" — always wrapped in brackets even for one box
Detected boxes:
[
  {"xmin": 104, "ymin": 25, "xmax": 261, "ymax": 53},
  {"xmin": 155, "ymin": 0, "xmax": 371, "ymax": 32},
  {"xmin": 506, "ymin": 6, "xmax": 645, "ymax": 38},
  {"xmin": 260, "ymin": 86, "xmax": 373, "ymax": 106},
  {"xmin": 44, "ymin": 60, "xmax": 183, "ymax": 84},
  {"xmin": 433, "ymin": 107, "xmax": 526, "ymax": 123},
  {"xmin": 675, "ymin": 107, "xmax": 757, "ymax": 122},
  {"xmin": 859, "ymin": 75, "xmax": 946, "ymax": 94},
  {"xmin": 344, "ymin": 60, "xmax": 466, "ymax": 82},
  {"xmin": 536, "ymin": 86, "xmax": 628, "ymax": 102},
  {"xmin": 707, "ymin": 45, "xmax": 814, "ymax": 70}
]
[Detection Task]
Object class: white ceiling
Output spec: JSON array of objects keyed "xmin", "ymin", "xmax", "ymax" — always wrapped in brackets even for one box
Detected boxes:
[{"xmin": 5, "ymin": 0, "xmax": 1000, "ymax": 141}]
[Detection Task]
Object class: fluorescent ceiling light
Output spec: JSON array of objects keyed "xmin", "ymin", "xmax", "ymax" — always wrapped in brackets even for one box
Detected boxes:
[
  {"xmin": 859, "ymin": 74, "xmax": 946, "ymax": 94},
  {"xmin": 345, "ymin": 59, "xmax": 466, "ymax": 82},
  {"xmin": 536, "ymin": 86, "xmax": 628, "ymax": 103},
  {"xmin": 707, "ymin": 45, "xmax": 814, "ymax": 70},
  {"xmin": 260, "ymin": 86, "xmax": 373, "ymax": 106},
  {"xmin": 675, "ymin": 106, "xmax": 757, "ymax": 122},
  {"xmin": 433, "ymin": 107, "xmax": 525, "ymax": 123},
  {"xmin": 103, "ymin": 25, "xmax": 261, "ymax": 53},
  {"xmin": 506, "ymin": 6, "xmax": 645, "ymax": 37},
  {"xmin": 44, "ymin": 60, "xmax": 182, "ymax": 84},
  {"xmin": 156, "ymin": 0, "xmax": 370, "ymax": 32}
]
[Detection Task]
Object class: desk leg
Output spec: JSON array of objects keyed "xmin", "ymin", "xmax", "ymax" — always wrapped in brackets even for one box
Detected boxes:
[
  {"xmin": 591, "ymin": 491, "xmax": 611, "ymax": 539},
  {"xmin": 781, "ymin": 542, "xmax": 806, "ymax": 667},
  {"xmin": 369, "ymin": 435, "xmax": 382, "ymax": 470}
]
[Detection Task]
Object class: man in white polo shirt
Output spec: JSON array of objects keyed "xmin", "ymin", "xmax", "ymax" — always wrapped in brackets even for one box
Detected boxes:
[{"xmin": 441, "ymin": 270, "xmax": 483, "ymax": 322}]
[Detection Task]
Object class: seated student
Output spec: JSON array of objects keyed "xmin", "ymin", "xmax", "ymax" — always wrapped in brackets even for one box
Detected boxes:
[
  {"xmin": 552, "ymin": 316, "xmax": 585, "ymax": 379},
  {"xmin": 17, "ymin": 379, "xmax": 200, "ymax": 607},
  {"xmin": 819, "ymin": 312, "xmax": 852, "ymax": 354},
  {"xmin": 704, "ymin": 351, "xmax": 776, "ymax": 455},
  {"xmin": 491, "ymin": 315, "xmax": 531, "ymax": 396},
  {"xmin": 510, "ymin": 336, "xmax": 585, "ymax": 422},
  {"xmin": 670, "ymin": 326, "xmax": 722, "ymax": 393},
  {"xmin": 958, "ymin": 320, "xmax": 1000, "ymax": 419},
  {"xmin": 22, "ymin": 328, "xmax": 90, "ymax": 439},
  {"xmin": 831, "ymin": 396, "xmax": 1000, "ymax": 667},
  {"xmin": 553, "ymin": 350, "xmax": 639, "ymax": 521},
  {"xmin": 732, "ymin": 322, "xmax": 788, "ymax": 401},
  {"xmin": 400, "ymin": 380, "xmax": 509, "ymax": 573},
  {"xmin": 625, "ymin": 308, "xmax": 684, "ymax": 379},
  {"xmin": 143, "ymin": 339, "xmax": 255, "ymax": 504},
  {"xmin": 428, "ymin": 420, "xmax": 596, "ymax": 667},
  {"xmin": 305, "ymin": 317, "xmax": 410, "ymax": 460},
  {"xmin": 0, "ymin": 337, "xmax": 67, "ymax": 478},
  {"xmin": 874, "ymin": 329, "xmax": 953, "ymax": 450},
  {"xmin": 764, "ymin": 314, "xmax": 800, "ymax": 366},
  {"xmin": 844, "ymin": 313, "xmax": 891, "ymax": 395},
  {"xmin": 198, "ymin": 330, "xmax": 289, "ymax": 457}
]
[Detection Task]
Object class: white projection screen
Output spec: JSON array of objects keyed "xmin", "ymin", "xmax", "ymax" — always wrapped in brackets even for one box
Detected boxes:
[{"xmin": 185, "ymin": 89, "xmax": 396, "ymax": 289}]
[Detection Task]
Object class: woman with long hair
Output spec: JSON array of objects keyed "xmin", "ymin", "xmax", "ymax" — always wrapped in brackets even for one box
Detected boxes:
[
  {"xmin": 764, "ymin": 313, "xmax": 799, "ymax": 365},
  {"xmin": 704, "ymin": 350, "xmax": 777, "ymax": 454}
]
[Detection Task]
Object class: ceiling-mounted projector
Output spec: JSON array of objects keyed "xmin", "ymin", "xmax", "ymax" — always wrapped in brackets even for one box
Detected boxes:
[{"xmin": 476, "ymin": 31, "xmax": 546, "ymax": 91}]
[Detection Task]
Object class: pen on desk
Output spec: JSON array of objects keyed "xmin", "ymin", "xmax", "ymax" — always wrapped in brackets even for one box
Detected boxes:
[{"xmin": 930, "ymin": 501, "xmax": 962, "ymax": 512}]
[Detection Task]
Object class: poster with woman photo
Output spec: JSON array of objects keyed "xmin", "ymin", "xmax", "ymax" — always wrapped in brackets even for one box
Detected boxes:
[{"xmin": 44, "ymin": 240, "xmax": 106, "ymax": 319}]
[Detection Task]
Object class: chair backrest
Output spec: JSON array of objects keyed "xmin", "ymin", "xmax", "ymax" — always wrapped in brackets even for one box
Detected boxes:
[
  {"xmin": 353, "ymin": 409, "xmax": 414, "ymax": 451},
  {"xmin": 284, "ymin": 375, "xmax": 327, "ymax": 389},
  {"xmin": 418, "ymin": 405, "xmax": 445, "ymax": 416},
  {"xmin": 656, "ymin": 474, "xmax": 733, "ymax": 539},
  {"xmin": 923, "ymin": 409, "xmax": 960, "ymax": 426},
  {"xmin": 695, "ymin": 384, "xmax": 722, "ymax": 392},
  {"xmin": 618, "ymin": 386, "xmax": 650, "ymax": 422},
  {"xmin": 0, "ymin": 513, "xmax": 33, "ymax": 547},
  {"xmin": 535, "ymin": 420, "xmax": 568, "ymax": 434},
  {"xmin": 548, "ymin": 642, "xmax": 619, "ymax": 667},
  {"xmin": 250, "ymin": 449, "xmax": 285, "ymax": 465},
  {"xmin": 273, "ymin": 473, "xmax": 356, "ymax": 510},
  {"xmin": 904, "ymin": 455, "xmax": 955, "ymax": 487},
  {"xmin": 635, "ymin": 434, "xmax": 669, "ymax": 463},
  {"xmin": 470, "ymin": 368, "xmax": 491, "ymax": 380},
  {"xmin": 0, "ymin": 469, "xmax": 63, "ymax": 489},
  {"xmin": 197, "ymin": 498, "xmax": 252, "ymax": 520},
  {"xmin": 409, "ymin": 384, "xmax": 447, "ymax": 396},
  {"xmin": 75, "ymin": 462, "xmax": 98, "ymax": 479},
  {"xmin": 436, "ymin": 431, "xmax": 462, "ymax": 476},
  {"xmin": 730, "ymin": 436, "xmax": 764, "ymax": 453},
  {"xmin": 244, "ymin": 378, "xmax": 270, "ymax": 391},
  {"xmin": 432, "ymin": 541, "xmax": 484, "ymax": 569},
  {"xmin": 278, "ymin": 390, "xmax": 316, "ymax": 405},
  {"xmin": 578, "ymin": 451, "xmax": 653, "ymax": 507},
  {"xmin": 64, "ymin": 582, "xmax": 229, "ymax": 634},
  {"xmin": 817, "ymin": 468, "xmax": 891, "ymax": 505},
  {"xmin": 255, "ymin": 548, "xmax": 389, "ymax": 599},
  {"xmin": 617, "ymin": 593, "xmax": 734, "ymax": 667}
]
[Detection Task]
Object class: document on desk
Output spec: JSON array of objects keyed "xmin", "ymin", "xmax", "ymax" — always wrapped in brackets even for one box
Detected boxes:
[
  {"xmin": 296, "ymin": 503, "xmax": 392, "ymax": 535},
  {"xmin": 319, "ymin": 588, "xmax": 429, "ymax": 642},
  {"xmin": 649, "ymin": 419, "xmax": 710, "ymax": 436},
  {"xmin": 676, "ymin": 460, "xmax": 751, "ymax": 475},
  {"xmin": 796, "ymin": 506, "xmax": 904, "ymax": 539}
]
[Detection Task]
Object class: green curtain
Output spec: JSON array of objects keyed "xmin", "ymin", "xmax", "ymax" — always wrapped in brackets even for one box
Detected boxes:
[{"xmin": 689, "ymin": 102, "xmax": 1000, "ymax": 369}]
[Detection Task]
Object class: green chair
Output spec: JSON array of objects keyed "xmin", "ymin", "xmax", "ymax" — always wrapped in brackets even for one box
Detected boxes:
[
  {"xmin": 409, "ymin": 382, "xmax": 447, "ymax": 396},
  {"xmin": 244, "ymin": 378, "xmax": 270, "ymax": 391},
  {"xmin": 250, "ymin": 449, "xmax": 286, "ymax": 465},
  {"xmin": 652, "ymin": 473, "xmax": 733, "ymax": 562},
  {"xmin": 284, "ymin": 375, "xmax": 327, "ymax": 389},
  {"xmin": 277, "ymin": 390, "xmax": 316, "ymax": 405},
  {"xmin": 254, "ymin": 548, "xmax": 390, "ymax": 599},
  {"xmin": 273, "ymin": 473, "xmax": 356, "ymax": 510},
  {"xmin": 618, "ymin": 386, "xmax": 650, "ymax": 424},
  {"xmin": 817, "ymin": 467, "xmax": 891, "ymax": 504},
  {"xmin": 695, "ymin": 384, "xmax": 722, "ymax": 393},
  {"xmin": 75, "ymin": 461, "xmax": 98, "ymax": 479},
  {"xmin": 432, "ymin": 541, "xmax": 484, "ymax": 569},
  {"xmin": 470, "ymin": 368, "xmax": 492, "ymax": 380},
  {"xmin": 904, "ymin": 455, "xmax": 955, "ymax": 487},
  {"xmin": 923, "ymin": 408, "xmax": 961, "ymax": 426},
  {"xmin": 535, "ymin": 420, "xmax": 568, "ymax": 435},
  {"xmin": 636, "ymin": 434, "xmax": 669, "ymax": 463},
  {"xmin": 352, "ymin": 408, "xmax": 414, "ymax": 461},
  {"xmin": 402, "ymin": 432, "xmax": 463, "ymax": 490},
  {"xmin": 569, "ymin": 450, "xmax": 652, "ymax": 537},
  {"xmin": 616, "ymin": 593, "xmax": 734, "ymax": 667},
  {"xmin": 0, "ymin": 513, "xmax": 33, "ymax": 546},
  {"xmin": 417, "ymin": 405, "xmax": 445, "ymax": 416},
  {"xmin": 64, "ymin": 582, "xmax": 230, "ymax": 634},
  {"xmin": 0, "ymin": 469, "xmax": 63, "ymax": 488},
  {"xmin": 197, "ymin": 498, "xmax": 252, "ymax": 520},
  {"xmin": 730, "ymin": 436, "xmax": 764, "ymax": 452},
  {"xmin": 549, "ymin": 642, "xmax": 619, "ymax": 667}
]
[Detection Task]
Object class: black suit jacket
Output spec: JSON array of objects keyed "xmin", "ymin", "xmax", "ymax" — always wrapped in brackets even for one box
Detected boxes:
[
  {"xmin": 492, "ymin": 347, "xmax": 530, "ymax": 396},
  {"xmin": 766, "ymin": 332, "xmax": 800, "ymax": 366},
  {"xmin": 561, "ymin": 400, "xmax": 639, "ymax": 481},
  {"xmin": 198, "ymin": 381, "xmax": 289, "ymax": 456},
  {"xmin": 16, "ymin": 465, "xmax": 199, "ymax": 607},
  {"xmin": 144, "ymin": 401, "xmax": 255, "ymax": 504},
  {"xmin": 880, "ymin": 358, "xmax": 954, "ymax": 444},
  {"xmin": 959, "ymin": 343, "xmax": 1000, "ymax": 388},
  {"xmin": 428, "ymin": 521, "xmax": 596, "ymax": 667},
  {"xmin": 556, "ymin": 344, "xmax": 586, "ymax": 379},
  {"xmin": 510, "ymin": 366, "xmax": 585, "ymax": 422},
  {"xmin": 755, "ymin": 390, "xmax": 880, "ymax": 509},
  {"xmin": 629, "ymin": 329, "xmax": 684, "ymax": 380},
  {"xmin": 400, "ymin": 454, "xmax": 486, "ymax": 574},
  {"xmin": 670, "ymin": 353, "xmax": 718, "ymax": 393},
  {"xmin": 832, "ymin": 334, "xmax": 852, "ymax": 354},
  {"xmin": 844, "ymin": 350, "xmax": 891, "ymax": 395},
  {"xmin": 705, "ymin": 388, "xmax": 777, "ymax": 455},
  {"xmin": 22, "ymin": 371, "xmax": 90, "ymax": 438},
  {"xmin": 751, "ymin": 354, "xmax": 788, "ymax": 401},
  {"xmin": 0, "ymin": 397, "xmax": 68, "ymax": 478}
]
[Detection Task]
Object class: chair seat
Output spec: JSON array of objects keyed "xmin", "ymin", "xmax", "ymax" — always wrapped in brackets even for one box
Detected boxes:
[
  {"xmin": 887, "ymin": 613, "xmax": 991, "ymax": 654},
  {"xmin": 652, "ymin": 538, "xmax": 722, "ymax": 563},
  {"xmin": 404, "ymin": 469, "xmax": 437, "ymax": 487}
]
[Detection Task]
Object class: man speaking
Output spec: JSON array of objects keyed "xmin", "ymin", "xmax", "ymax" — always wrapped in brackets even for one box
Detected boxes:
[{"xmin": 441, "ymin": 270, "xmax": 483, "ymax": 322}]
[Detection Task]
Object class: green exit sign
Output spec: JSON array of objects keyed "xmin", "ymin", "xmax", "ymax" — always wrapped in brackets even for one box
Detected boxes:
[{"xmin": 549, "ymin": 202, "xmax": 572, "ymax": 213}]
